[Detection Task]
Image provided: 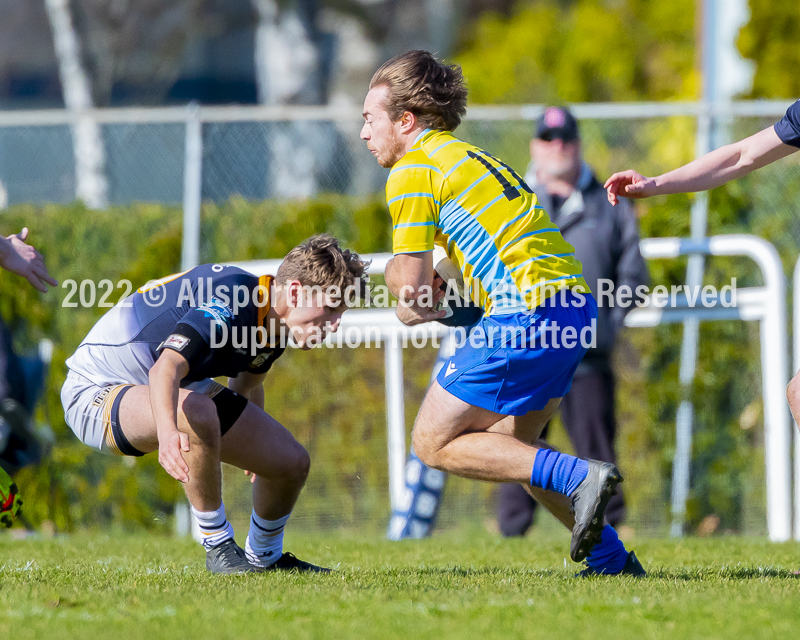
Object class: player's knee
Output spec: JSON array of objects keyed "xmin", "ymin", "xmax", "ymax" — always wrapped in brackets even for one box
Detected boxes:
[
  {"xmin": 412, "ymin": 428, "xmax": 442, "ymax": 470},
  {"xmin": 295, "ymin": 446, "xmax": 311, "ymax": 481},
  {"xmin": 279, "ymin": 442, "xmax": 310, "ymax": 484},
  {"xmin": 270, "ymin": 437, "xmax": 310, "ymax": 482},
  {"xmin": 788, "ymin": 374, "xmax": 800, "ymax": 403},
  {"xmin": 180, "ymin": 392, "xmax": 221, "ymax": 448}
]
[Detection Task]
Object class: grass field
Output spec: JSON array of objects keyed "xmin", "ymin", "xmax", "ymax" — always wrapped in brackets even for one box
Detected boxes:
[{"xmin": 2, "ymin": 531, "xmax": 799, "ymax": 640}]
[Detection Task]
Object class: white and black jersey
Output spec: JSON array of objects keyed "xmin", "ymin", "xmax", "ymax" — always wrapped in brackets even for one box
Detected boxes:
[{"xmin": 66, "ymin": 264, "xmax": 284, "ymax": 387}]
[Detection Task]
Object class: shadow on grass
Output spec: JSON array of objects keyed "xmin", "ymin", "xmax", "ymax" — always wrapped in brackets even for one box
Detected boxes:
[
  {"xmin": 377, "ymin": 566, "xmax": 567, "ymax": 579},
  {"xmin": 373, "ymin": 565, "xmax": 800, "ymax": 582},
  {"xmin": 642, "ymin": 566, "xmax": 800, "ymax": 581}
]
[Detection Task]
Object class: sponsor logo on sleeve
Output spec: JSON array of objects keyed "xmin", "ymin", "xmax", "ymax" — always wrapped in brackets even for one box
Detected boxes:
[{"xmin": 163, "ymin": 334, "xmax": 190, "ymax": 351}]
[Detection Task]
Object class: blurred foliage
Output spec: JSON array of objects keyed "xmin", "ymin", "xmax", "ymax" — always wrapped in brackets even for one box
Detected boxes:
[
  {"xmin": 738, "ymin": 1, "xmax": 800, "ymax": 99},
  {"xmin": 0, "ymin": 203, "xmax": 185, "ymax": 532},
  {"xmin": 200, "ymin": 195, "xmax": 391, "ymax": 262},
  {"xmin": 456, "ymin": 0, "xmax": 800, "ymax": 104},
  {"xmin": 621, "ymin": 143, "xmax": 800, "ymax": 534},
  {"xmin": 455, "ymin": 0, "xmax": 698, "ymax": 104}
]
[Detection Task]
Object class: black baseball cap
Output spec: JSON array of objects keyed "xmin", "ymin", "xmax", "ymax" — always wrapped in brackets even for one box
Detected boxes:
[{"xmin": 535, "ymin": 106, "xmax": 579, "ymax": 142}]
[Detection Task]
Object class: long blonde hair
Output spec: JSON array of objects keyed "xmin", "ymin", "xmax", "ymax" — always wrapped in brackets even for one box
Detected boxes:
[{"xmin": 369, "ymin": 50, "xmax": 467, "ymax": 131}]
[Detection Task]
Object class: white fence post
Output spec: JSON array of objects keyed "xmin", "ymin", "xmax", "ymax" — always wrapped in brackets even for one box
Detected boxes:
[
  {"xmin": 176, "ymin": 103, "xmax": 203, "ymax": 538},
  {"xmin": 385, "ymin": 332, "xmax": 407, "ymax": 513},
  {"xmin": 711, "ymin": 236, "xmax": 790, "ymax": 542},
  {"xmin": 792, "ymin": 256, "xmax": 800, "ymax": 540},
  {"xmin": 671, "ymin": 97, "xmax": 712, "ymax": 538},
  {"xmin": 181, "ymin": 103, "xmax": 203, "ymax": 271},
  {"xmin": 632, "ymin": 235, "xmax": 791, "ymax": 541}
]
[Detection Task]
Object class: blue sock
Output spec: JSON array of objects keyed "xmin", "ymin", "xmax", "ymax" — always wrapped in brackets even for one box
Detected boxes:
[
  {"xmin": 530, "ymin": 448, "xmax": 588, "ymax": 496},
  {"xmin": 585, "ymin": 525, "xmax": 629, "ymax": 574}
]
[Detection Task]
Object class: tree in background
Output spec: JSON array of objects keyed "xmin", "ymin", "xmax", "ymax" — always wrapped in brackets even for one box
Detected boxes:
[
  {"xmin": 737, "ymin": 0, "xmax": 800, "ymax": 99},
  {"xmin": 70, "ymin": 0, "xmax": 256, "ymax": 105},
  {"xmin": 252, "ymin": 0, "xmax": 337, "ymax": 197},
  {"xmin": 455, "ymin": 0, "xmax": 697, "ymax": 104},
  {"xmin": 44, "ymin": 0, "xmax": 108, "ymax": 208},
  {"xmin": 455, "ymin": 0, "xmax": 800, "ymax": 105}
]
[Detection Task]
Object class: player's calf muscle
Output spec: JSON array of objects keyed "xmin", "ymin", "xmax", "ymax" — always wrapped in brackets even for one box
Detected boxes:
[{"xmin": 235, "ymin": 436, "xmax": 309, "ymax": 481}]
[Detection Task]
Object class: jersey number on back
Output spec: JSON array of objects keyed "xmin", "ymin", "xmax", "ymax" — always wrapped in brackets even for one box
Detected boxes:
[{"xmin": 467, "ymin": 150, "xmax": 532, "ymax": 201}]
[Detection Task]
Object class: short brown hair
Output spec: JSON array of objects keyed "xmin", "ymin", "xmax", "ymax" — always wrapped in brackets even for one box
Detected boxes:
[
  {"xmin": 369, "ymin": 50, "xmax": 467, "ymax": 131},
  {"xmin": 277, "ymin": 235, "xmax": 370, "ymax": 302}
]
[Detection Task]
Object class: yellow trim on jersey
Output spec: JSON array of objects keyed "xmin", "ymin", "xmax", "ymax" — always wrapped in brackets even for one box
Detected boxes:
[
  {"xmin": 387, "ymin": 130, "xmax": 588, "ymax": 313},
  {"xmin": 257, "ymin": 275, "xmax": 273, "ymax": 328},
  {"xmin": 138, "ymin": 270, "xmax": 190, "ymax": 294}
]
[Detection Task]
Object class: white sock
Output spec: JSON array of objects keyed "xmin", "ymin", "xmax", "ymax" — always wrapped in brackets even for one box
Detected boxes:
[
  {"xmin": 245, "ymin": 511, "xmax": 290, "ymax": 567},
  {"xmin": 191, "ymin": 503, "xmax": 235, "ymax": 550}
]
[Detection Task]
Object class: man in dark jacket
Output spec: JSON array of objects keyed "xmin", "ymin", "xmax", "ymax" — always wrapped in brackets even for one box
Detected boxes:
[{"xmin": 497, "ymin": 106, "xmax": 649, "ymax": 535}]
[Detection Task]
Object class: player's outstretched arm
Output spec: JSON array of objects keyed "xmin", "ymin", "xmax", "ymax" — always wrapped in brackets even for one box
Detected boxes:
[
  {"xmin": 0, "ymin": 228, "xmax": 58, "ymax": 292},
  {"xmin": 605, "ymin": 126, "xmax": 797, "ymax": 206},
  {"xmin": 149, "ymin": 349, "xmax": 191, "ymax": 482}
]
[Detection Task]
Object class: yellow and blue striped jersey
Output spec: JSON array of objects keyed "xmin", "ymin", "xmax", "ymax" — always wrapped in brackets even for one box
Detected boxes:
[{"xmin": 387, "ymin": 129, "xmax": 588, "ymax": 315}]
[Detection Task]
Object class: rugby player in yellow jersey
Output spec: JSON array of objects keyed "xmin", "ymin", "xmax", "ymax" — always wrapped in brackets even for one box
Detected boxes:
[{"xmin": 361, "ymin": 50, "xmax": 645, "ymax": 576}]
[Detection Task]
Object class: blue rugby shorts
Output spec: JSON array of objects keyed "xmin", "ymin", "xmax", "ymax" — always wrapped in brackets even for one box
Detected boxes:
[{"xmin": 436, "ymin": 290, "xmax": 597, "ymax": 416}]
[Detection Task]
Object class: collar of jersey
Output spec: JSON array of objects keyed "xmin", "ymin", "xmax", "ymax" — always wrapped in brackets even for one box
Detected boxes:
[
  {"xmin": 257, "ymin": 275, "xmax": 273, "ymax": 328},
  {"xmin": 411, "ymin": 128, "xmax": 433, "ymax": 147}
]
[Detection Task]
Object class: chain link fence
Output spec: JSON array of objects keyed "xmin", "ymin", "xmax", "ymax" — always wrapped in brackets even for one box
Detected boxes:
[
  {"xmin": 1, "ymin": 103, "xmax": 793, "ymax": 211},
  {"xmin": 2, "ymin": 104, "xmax": 794, "ymax": 219},
  {"xmin": 1, "ymin": 101, "xmax": 798, "ymax": 538}
]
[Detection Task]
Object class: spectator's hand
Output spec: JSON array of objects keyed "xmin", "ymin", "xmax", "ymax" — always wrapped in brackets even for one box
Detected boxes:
[
  {"xmin": 0, "ymin": 228, "xmax": 58, "ymax": 292},
  {"xmin": 604, "ymin": 171, "xmax": 657, "ymax": 205},
  {"xmin": 244, "ymin": 470, "xmax": 257, "ymax": 484}
]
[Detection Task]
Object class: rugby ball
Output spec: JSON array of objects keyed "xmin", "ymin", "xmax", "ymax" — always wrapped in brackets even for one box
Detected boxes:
[{"xmin": 432, "ymin": 245, "xmax": 483, "ymax": 327}]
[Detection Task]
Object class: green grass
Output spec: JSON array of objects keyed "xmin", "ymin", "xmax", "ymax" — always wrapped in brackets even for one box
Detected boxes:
[{"xmin": 1, "ymin": 531, "xmax": 799, "ymax": 640}]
